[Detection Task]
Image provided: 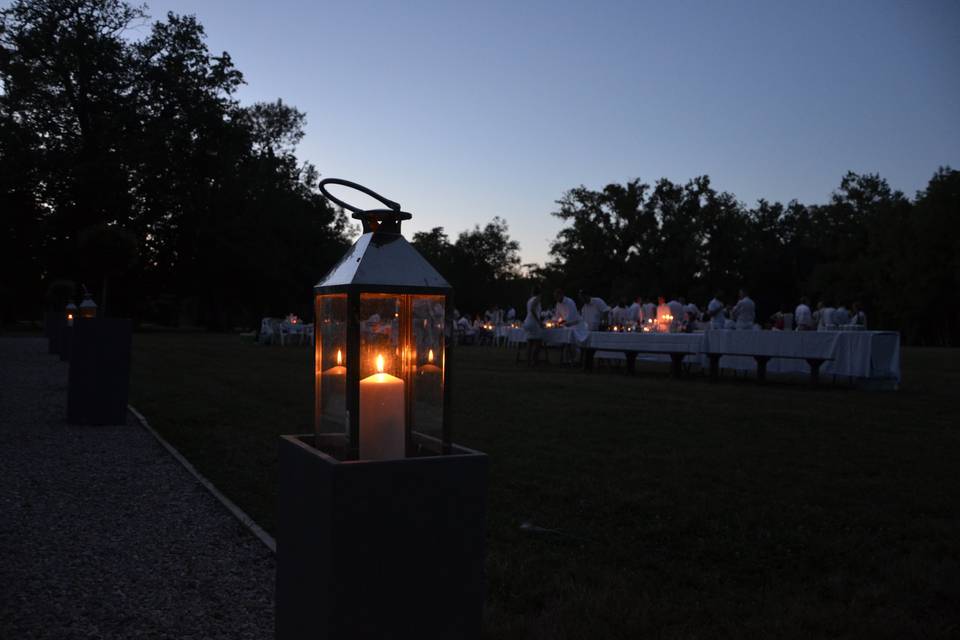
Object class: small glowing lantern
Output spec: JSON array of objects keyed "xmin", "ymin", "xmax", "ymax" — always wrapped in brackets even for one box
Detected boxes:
[
  {"xmin": 656, "ymin": 297, "xmax": 673, "ymax": 333},
  {"xmin": 65, "ymin": 302, "xmax": 78, "ymax": 327},
  {"xmin": 314, "ymin": 179, "xmax": 452, "ymax": 461},
  {"xmin": 79, "ymin": 290, "xmax": 97, "ymax": 320}
]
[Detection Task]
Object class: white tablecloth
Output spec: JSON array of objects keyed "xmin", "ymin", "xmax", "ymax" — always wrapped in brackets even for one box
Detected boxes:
[{"xmin": 703, "ymin": 330, "xmax": 901, "ymax": 385}]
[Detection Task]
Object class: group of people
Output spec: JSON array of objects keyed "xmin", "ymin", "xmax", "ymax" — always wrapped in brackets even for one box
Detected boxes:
[
  {"xmin": 522, "ymin": 287, "xmax": 761, "ymax": 338},
  {"xmin": 790, "ymin": 297, "xmax": 867, "ymax": 331}
]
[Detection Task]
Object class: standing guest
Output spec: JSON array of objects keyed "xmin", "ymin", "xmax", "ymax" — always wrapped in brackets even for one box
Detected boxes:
[
  {"xmin": 707, "ymin": 291, "xmax": 726, "ymax": 329},
  {"xmin": 731, "ymin": 288, "xmax": 756, "ymax": 330},
  {"xmin": 851, "ymin": 302, "xmax": 867, "ymax": 327},
  {"xmin": 522, "ymin": 285, "xmax": 543, "ymax": 364},
  {"xmin": 554, "ymin": 288, "xmax": 582, "ymax": 326},
  {"xmin": 795, "ymin": 296, "xmax": 814, "ymax": 330},
  {"xmin": 833, "ymin": 303, "xmax": 851, "ymax": 326},
  {"xmin": 817, "ymin": 301, "xmax": 836, "ymax": 331},
  {"xmin": 579, "ymin": 291, "xmax": 611, "ymax": 330},
  {"xmin": 610, "ymin": 298, "xmax": 630, "ymax": 325}
]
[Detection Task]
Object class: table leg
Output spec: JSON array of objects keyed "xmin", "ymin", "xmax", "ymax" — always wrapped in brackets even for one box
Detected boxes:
[
  {"xmin": 708, "ymin": 354, "xmax": 720, "ymax": 380},
  {"xmin": 755, "ymin": 356, "xmax": 771, "ymax": 382},
  {"xmin": 807, "ymin": 358, "xmax": 824, "ymax": 385},
  {"xmin": 670, "ymin": 353, "xmax": 684, "ymax": 378},
  {"xmin": 625, "ymin": 352, "xmax": 637, "ymax": 375},
  {"xmin": 583, "ymin": 348, "xmax": 596, "ymax": 371}
]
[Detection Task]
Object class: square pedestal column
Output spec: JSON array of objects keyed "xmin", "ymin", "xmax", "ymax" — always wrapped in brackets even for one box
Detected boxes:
[
  {"xmin": 276, "ymin": 434, "xmax": 487, "ymax": 640},
  {"xmin": 67, "ymin": 318, "xmax": 132, "ymax": 425}
]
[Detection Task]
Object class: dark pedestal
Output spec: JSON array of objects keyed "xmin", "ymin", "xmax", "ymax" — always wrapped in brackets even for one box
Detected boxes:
[
  {"xmin": 276, "ymin": 434, "xmax": 487, "ymax": 640},
  {"xmin": 59, "ymin": 325, "xmax": 73, "ymax": 362},
  {"xmin": 67, "ymin": 318, "xmax": 132, "ymax": 425},
  {"xmin": 46, "ymin": 312, "xmax": 65, "ymax": 355}
]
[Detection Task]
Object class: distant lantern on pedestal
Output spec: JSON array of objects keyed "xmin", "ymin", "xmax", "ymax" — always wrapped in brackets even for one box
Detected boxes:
[
  {"xmin": 312, "ymin": 179, "xmax": 452, "ymax": 460},
  {"xmin": 65, "ymin": 302, "xmax": 78, "ymax": 327},
  {"xmin": 79, "ymin": 289, "xmax": 98, "ymax": 320}
]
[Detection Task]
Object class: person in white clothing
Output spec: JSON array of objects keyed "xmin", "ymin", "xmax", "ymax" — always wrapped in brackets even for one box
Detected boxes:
[
  {"xmin": 850, "ymin": 301, "xmax": 867, "ymax": 327},
  {"xmin": 707, "ymin": 291, "xmax": 726, "ymax": 329},
  {"xmin": 579, "ymin": 291, "xmax": 611, "ymax": 330},
  {"xmin": 506, "ymin": 306, "xmax": 516, "ymax": 321},
  {"xmin": 731, "ymin": 288, "xmax": 756, "ymax": 330},
  {"xmin": 642, "ymin": 299, "xmax": 657, "ymax": 325},
  {"xmin": 682, "ymin": 298, "xmax": 701, "ymax": 324},
  {"xmin": 553, "ymin": 288, "xmax": 581, "ymax": 326},
  {"xmin": 833, "ymin": 304, "xmax": 851, "ymax": 326},
  {"xmin": 794, "ymin": 296, "xmax": 813, "ymax": 330},
  {"xmin": 816, "ymin": 301, "xmax": 835, "ymax": 331},
  {"xmin": 625, "ymin": 295, "xmax": 642, "ymax": 324},
  {"xmin": 610, "ymin": 298, "xmax": 630, "ymax": 325},
  {"xmin": 667, "ymin": 297, "xmax": 684, "ymax": 329},
  {"xmin": 522, "ymin": 285, "xmax": 543, "ymax": 364}
]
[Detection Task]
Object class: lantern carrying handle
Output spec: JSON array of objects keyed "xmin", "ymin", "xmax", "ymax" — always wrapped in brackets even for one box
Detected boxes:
[{"xmin": 318, "ymin": 178, "xmax": 413, "ymax": 233}]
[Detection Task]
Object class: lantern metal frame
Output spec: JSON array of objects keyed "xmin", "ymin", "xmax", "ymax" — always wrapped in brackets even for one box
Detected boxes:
[{"xmin": 313, "ymin": 179, "xmax": 454, "ymax": 461}]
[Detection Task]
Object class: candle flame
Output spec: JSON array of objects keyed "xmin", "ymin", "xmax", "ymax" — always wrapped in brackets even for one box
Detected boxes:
[
  {"xmin": 337, "ymin": 349, "xmax": 342, "ymax": 366},
  {"xmin": 376, "ymin": 353, "xmax": 384, "ymax": 373},
  {"xmin": 67, "ymin": 313, "xmax": 73, "ymax": 321},
  {"xmin": 428, "ymin": 349, "xmax": 434, "ymax": 363}
]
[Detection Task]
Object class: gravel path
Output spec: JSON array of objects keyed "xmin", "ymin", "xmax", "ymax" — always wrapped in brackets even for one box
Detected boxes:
[{"xmin": 0, "ymin": 337, "xmax": 275, "ymax": 639}]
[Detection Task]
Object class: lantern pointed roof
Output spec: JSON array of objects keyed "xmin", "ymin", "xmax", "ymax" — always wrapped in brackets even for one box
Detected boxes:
[{"xmin": 314, "ymin": 232, "xmax": 451, "ymax": 293}]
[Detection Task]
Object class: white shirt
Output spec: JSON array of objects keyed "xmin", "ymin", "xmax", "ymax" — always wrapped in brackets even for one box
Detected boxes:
[
  {"xmin": 732, "ymin": 296, "xmax": 756, "ymax": 329},
  {"xmin": 506, "ymin": 307, "xmax": 516, "ymax": 320},
  {"xmin": 794, "ymin": 304, "xmax": 813, "ymax": 329},
  {"xmin": 683, "ymin": 303, "xmax": 701, "ymax": 321},
  {"xmin": 667, "ymin": 300, "xmax": 684, "ymax": 324},
  {"xmin": 581, "ymin": 297, "xmax": 610, "ymax": 330},
  {"xmin": 625, "ymin": 302, "xmax": 642, "ymax": 323},
  {"xmin": 610, "ymin": 305, "xmax": 628, "ymax": 325},
  {"xmin": 818, "ymin": 307, "xmax": 835, "ymax": 331},
  {"xmin": 554, "ymin": 297, "xmax": 581, "ymax": 325},
  {"xmin": 833, "ymin": 306, "xmax": 851, "ymax": 326},
  {"xmin": 707, "ymin": 298, "xmax": 726, "ymax": 329},
  {"xmin": 642, "ymin": 302, "xmax": 657, "ymax": 324}
]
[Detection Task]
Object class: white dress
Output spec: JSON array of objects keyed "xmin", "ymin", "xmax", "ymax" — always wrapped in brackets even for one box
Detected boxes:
[{"xmin": 522, "ymin": 296, "xmax": 542, "ymax": 339}]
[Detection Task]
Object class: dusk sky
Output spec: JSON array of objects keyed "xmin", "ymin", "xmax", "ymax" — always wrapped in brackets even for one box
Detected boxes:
[{"xmin": 144, "ymin": 0, "xmax": 959, "ymax": 264}]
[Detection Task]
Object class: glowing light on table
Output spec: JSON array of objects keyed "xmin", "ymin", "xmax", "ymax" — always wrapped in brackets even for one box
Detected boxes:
[
  {"xmin": 359, "ymin": 353, "xmax": 405, "ymax": 460},
  {"xmin": 420, "ymin": 348, "xmax": 441, "ymax": 375}
]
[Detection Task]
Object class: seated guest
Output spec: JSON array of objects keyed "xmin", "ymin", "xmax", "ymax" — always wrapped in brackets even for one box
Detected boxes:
[
  {"xmin": 506, "ymin": 306, "xmax": 516, "ymax": 321},
  {"xmin": 579, "ymin": 291, "xmax": 611, "ymax": 330},
  {"xmin": 642, "ymin": 298, "xmax": 657, "ymax": 325},
  {"xmin": 667, "ymin": 297, "xmax": 684, "ymax": 329},
  {"xmin": 833, "ymin": 304, "xmax": 851, "ymax": 326},
  {"xmin": 795, "ymin": 296, "xmax": 814, "ymax": 330},
  {"xmin": 683, "ymin": 298, "xmax": 701, "ymax": 324},
  {"xmin": 610, "ymin": 298, "xmax": 630, "ymax": 325},
  {"xmin": 625, "ymin": 295, "xmax": 642, "ymax": 324},
  {"xmin": 731, "ymin": 288, "xmax": 756, "ymax": 330},
  {"xmin": 707, "ymin": 291, "xmax": 726, "ymax": 329},
  {"xmin": 850, "ymin": 301, "xmax": 867, "ymax": 327},
  {"xmin": 816, "ymin": 301, "xmax": 835, "ymax": 331}
]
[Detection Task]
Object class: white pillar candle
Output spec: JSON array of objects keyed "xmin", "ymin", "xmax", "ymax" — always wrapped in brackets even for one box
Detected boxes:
[{"xmin": 359, "ymin": 353, "xmax": 405, "ymax": 460}]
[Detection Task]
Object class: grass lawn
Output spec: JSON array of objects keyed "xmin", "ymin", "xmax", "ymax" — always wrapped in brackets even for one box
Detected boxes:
[{"xmin": 130, "ymin": 334, "xmax": 960, "ymax": 639}]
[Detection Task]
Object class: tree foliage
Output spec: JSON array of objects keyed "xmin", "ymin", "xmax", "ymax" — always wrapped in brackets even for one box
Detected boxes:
[
  {"xmin": 1, "ymin": 0, "xmax": 349, "ymax": 328},
  {"xmin": 544, "ymin": 169, "xmax": 960, "ymax": 344}
]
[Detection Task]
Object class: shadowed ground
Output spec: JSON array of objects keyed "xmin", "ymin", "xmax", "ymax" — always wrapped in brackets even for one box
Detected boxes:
[{"xmin": 0, "ymin": 337, "xmax": 274, "ymax": 640}]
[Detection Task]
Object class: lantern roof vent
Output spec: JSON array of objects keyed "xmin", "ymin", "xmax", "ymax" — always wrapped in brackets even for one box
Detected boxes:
[{"xmin": 315, "ymin": 179, "xmax": 451, "ymax": 294}]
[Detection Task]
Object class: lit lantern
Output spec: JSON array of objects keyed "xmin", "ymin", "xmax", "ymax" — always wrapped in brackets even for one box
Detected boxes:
[
  {"xmin": 656, "ymin": 297, "xmax": 673, "ymax": 333},
  {"xmin": 65, "ymin": 302, "xmax": 78, "ymax": 327},
  {"xmin": 313, "ymin": 179, "xmax": 452, "ymax": 461},
  {"xmin": 79, "ymin": 290, "xmax": 97, "ymax": 320}
]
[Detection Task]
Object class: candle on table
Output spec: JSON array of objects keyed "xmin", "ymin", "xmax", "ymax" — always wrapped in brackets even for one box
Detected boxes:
[{"xmin": 359, "ymin": 353, "xmax": 405, "ymax": 460}]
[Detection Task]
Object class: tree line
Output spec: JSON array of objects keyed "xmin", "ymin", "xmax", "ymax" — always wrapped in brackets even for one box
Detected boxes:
[{"xmin": 2, "ymin": 1, "xmax": 956, "ymax": 345}]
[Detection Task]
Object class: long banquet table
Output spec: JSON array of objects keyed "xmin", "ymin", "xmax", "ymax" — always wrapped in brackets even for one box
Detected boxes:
[{"xmin": 506, "ymin": 326, "xmax": 900, "ymax": 388}]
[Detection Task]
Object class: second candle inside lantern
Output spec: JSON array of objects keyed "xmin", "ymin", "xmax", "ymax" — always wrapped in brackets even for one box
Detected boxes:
[{"xmin": 359, "ymin": 353, "xmax": 405, "ymax": 460}]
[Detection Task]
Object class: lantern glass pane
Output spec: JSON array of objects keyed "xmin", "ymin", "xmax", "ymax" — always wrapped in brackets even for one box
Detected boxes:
[
  {"xmin": 357, "ymin": 293, "xmax": 406, "ymax": 460},
  {"xmin": 412, "ymin": 295, "xmax": 445, "ymax": 448},
  {"xmin": 315, "ymin": 293, "xmax": 347, "ymax": 440}
]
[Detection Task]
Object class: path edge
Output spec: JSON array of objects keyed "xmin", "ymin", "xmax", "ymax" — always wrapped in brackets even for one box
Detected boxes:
[{"xmin": 127, "ymin": 404, "xmax": 277, "ymax": 554}]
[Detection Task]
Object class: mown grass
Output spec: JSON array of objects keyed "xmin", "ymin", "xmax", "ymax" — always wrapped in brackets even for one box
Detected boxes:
[{"xmin": 130, "ymin": 334, "xmax": 960, "ymax": 639}]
